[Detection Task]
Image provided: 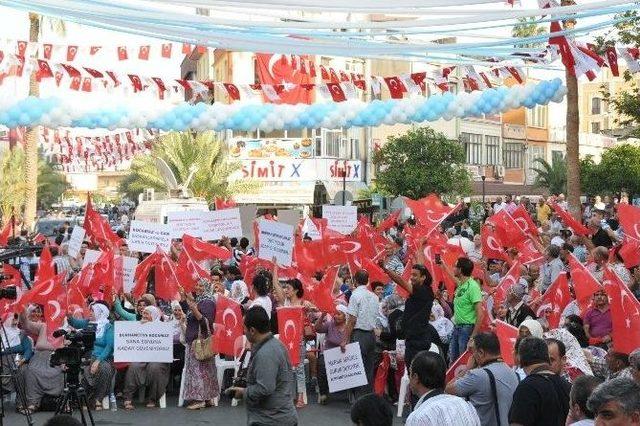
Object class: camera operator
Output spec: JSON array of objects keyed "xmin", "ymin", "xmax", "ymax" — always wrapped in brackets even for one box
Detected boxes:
[
  {"xmin": 18, "ymin": 304, "xmax": 65, "ymax": 414},
  {"xmin": 66, "ymin": 302, "xmax": 115, "ymax": 412},
  {"xmin": 1, "ymin": 313, "xmax": 33, "ymax": 393}
]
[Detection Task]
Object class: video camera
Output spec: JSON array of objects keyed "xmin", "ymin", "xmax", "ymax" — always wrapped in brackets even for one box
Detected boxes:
[
  {"xmin": 0, "ymin": 284, "xmax": 17, "ymax": 300},
  {"xmin": 50, "ymin": 325, "xmax": 96, "ymax": 369}
]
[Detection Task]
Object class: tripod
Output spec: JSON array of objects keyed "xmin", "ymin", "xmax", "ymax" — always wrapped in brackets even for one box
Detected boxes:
[
  {"xmin": 0, "ymin": 320, "xmax": 34, "ymax": 426},
  {"xmin": 54, "ymin": 366, "xmax": 95, "ymax": 426}
]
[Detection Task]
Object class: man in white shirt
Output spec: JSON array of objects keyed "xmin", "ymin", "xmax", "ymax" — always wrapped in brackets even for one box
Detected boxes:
[
  {"xmin": 493, "ymin": 197, "xmax": 507, "ymax": 214},
  {"xmin": 407, "ymin": 350, "xmax": 481, "ymax": 426},
  {"xmin": 342, "ymin": 269, "xmax": 380, "ymax": 394}
]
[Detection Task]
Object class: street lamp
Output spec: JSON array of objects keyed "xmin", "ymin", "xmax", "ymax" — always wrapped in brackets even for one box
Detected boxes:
[
  {"xmin": 481, "ymin": 175, "xmax": 486, "ymax": 205},
  {"xmin": 341, "ymin": 160, "xmax": 347, "ymax": 206}
]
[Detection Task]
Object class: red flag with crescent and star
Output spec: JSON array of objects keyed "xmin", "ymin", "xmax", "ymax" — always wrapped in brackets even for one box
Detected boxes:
[
  {"xmin": 213, "ymin": 296, "xmax": 244, "ymax": 357},
  {"xmin": 493, "ymin": 261, "xmax": 521, "ymax": 307},
  {"xmin": 604, "ymin": 267, "xmax": 640, "ymax": 354},
  {"xmin": 256, "ymin": 53, "xmax": 312, "ymax": 105},
  {"xmin": 277, "ymin": 306, "xmax": 304, "ymax": 366},
  {"xmin": 481, "ymin": 225, "xmax": 509, "ymax": 262},
  {"xmin": 495, "ymin": 320, "xmax": 518, "ymax": 366},
  {"xmin": 536, "ymin": 271, "xmax": 571, "ymax": 329}
]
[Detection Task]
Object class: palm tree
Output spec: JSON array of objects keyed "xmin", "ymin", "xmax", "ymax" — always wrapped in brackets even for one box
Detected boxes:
[
  {"xmin": 511, "ymin": 17, "xmax": 547, "ymax": 48},
  {"xmin": 120, "ymin": 131, "xmax": 259, "ymax": 201},
  {"xmin": 38, "ymin": 155, "xmax": 69, "ymax": 210},
  {"xmin": 24, "ymin": 13, "xmax": 66, "ymax": 229},
  {"xmin": 0, "ymin": 148, "xmax": 27, "ymax": 225},
  {"xmin": 531, "ymin": 157, "xmax": 567, "ymax": 195}
]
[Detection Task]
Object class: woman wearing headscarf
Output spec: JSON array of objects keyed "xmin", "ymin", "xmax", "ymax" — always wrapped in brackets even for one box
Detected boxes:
[
  {"xmin": 430, "ymin": 301, "xmax": 454, "ymax": 347},
  {"xmin": 544, "ymin": 328, "xmax": 593, "ymax": 382},
  {"xmin": 18, "ymin": 304, "xmax": 65, "ymax": 414},
  {"xmin": 179, "ymin": 278, "xmax": 219, "ymax": 410},
  {"xmin": 67, "ymin": 302, "xmax": 115, "ymax": 411},
  {"xmin": 377, "ymin": 295, "xmax": 404, "ymax": 351},
  {"xmin": 518, "ymin": 319, "xmax": 544, "ymax": 339},
  {"xmin": 169, "ymin": 301, "xmax": 187, "ymax": 387},
  {"xmin": 314, "ymin": 303, "xmax": 348, "ymax": 405},
  {"xmin": 122, "ymin": 306, "xmax": 171, "ymax": 410}
]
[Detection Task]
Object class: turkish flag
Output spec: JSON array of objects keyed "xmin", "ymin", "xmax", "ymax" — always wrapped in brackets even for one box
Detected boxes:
[
  {"xmin": 132, "ymin": 252, "xmax": 160, "ymax": 298},
  {"xmin": 511, "ymin": 205, "xmax": 539, "ymax": 237},
  {"xmin": 567, "ymin": 253, "xmax": 601, "ymax": 313},
  {"xmin": 0, "ymin": 217, "xmax": 12, "ymax": 246},
  {"xmin": 81, "ymin": 77, "xmax": 92, "ymax": 92},
  {"xmin": 89, "ymin": 250, "xmax": 119, "ymax": 303},
  {"xmin": 84, "ymin": 67, "xmax": 103, "ymax": 78},
  {"xmin": 495, "ymin": 320, "xmax": 519, "ymax": 366},
  {"xmin": 617, "ymin": 203, "xmax": 640, "ymax": 242},
  {"xmin": 377, "ymin": 210, "xmax": 400, "ymax": 232},
  {"xmin": 551, "ymin": 203, "xmax": 590, "ymax": 236},
  {"xmin": 176, "ymin": 248, "xmax": 209, "ymax": 293},
  {"xmin": 404, "ymin": 194, "xmax": 457, "ymax": 236},
  {"xmin": 213, "ymin": 296, "xmax": 244, "ymax": 356},
  {"xmin": 604, "ymin": 267, "xmax": 640, "ymax": 354},
  {"xmin": 84, "ymin": 194, "xmax": 122, "ymax": 250},
  {"xmin": 481, "ymin": 225, "xmax": 509, "ymax": 261},
  {"xmin": 36, "ymin": 245, "xmax": 56, "ymax": 282},
  {"xmin": 493, "ymin": 261, "xmax": 521, "ymax": 307},
  {"xmin": 138, "ymin": 45, "xmax": 150, "ymax": 60},
  {"xmin": 294, "ymin": 238, "xmax": 325, "ymax": 276},
  {"xmin": 117, "ymin": 46, "xmax": 128, "ymax": 60},
  {"xmin": 319, "ymin": 65, "xmax": 329, "ymax": 80},
  {"xmin": 605, "ymin": 46, "xmax": 619, "ymax": 77},
  {"xmin": 618, "ymin": 239, "xmax": 640, "ymax": 269},
  {"xmin": 67, "ymin": 45, "xmax": 78, "ymax": 61},
  {"xmin": 486, "ymin": 210, "xmax": 528, "ymax": 248},
  {"xmin": 362, "ymin": 257, "xmax": 391, "ymax": 285},
  {"xmin": 182, "ymin": 43, "xmax": 192, "ymax": 54},
  {"xmin": 446, "ymin": 349, "xmax": 472, "ymax": 383},
  {"xmin": 277, "ymin": 306, "xmax": 304, "ymax": 366},
  {"xmin": 43, "ymin": 43, "xmax": 52, "ymax": 59},
  {"xmin": 325, "ymin": 83, "xmax": 346, "ymax": 102},
  {"xmin": 45, "ymin": 290, "xmax": 67, "ymax": 341},
  {"xmin": 36, "ymin": 60, "xmax": 54, "ymax": 81},
  {"xmin": 19, "ymin": 272, "xmax": 65, "ymax": 308},
  {"xmin": 69, "ymin": 76, "xmax": 81, "ymax": 91},
  {"xmin": 161, "ymin": 43, "xmax": 172, "ymax": 58},
  {"xmin": 182, "ymin": 234, "xmax": 231, "ymax": 262},
  {"xmin": 89, "ymin": 46, "xmax": 101, "ymax": 55},
  {"xmin": 516, "ymin": 238, "xmax": 544, "ymax": 265},
  {"xmin": 154, "ymin": 249, "xmax": 180, "ymax": 301},
  {"xmin": 128, "ymin": 74, "xmax": 143, "ymax": 92},
  {"xmin": 410, "ymin": 72, "xmax": 427, "ymax": 92},
  {"xmin": 214, "ymin": 197, "xmax": 237, "ymax": 210},
  {"xmin": 536, "ymin": 271, "xmax": 571, "ymax": 329},
  {"xmin": 256, "ymin": 53, "xmax": 312, "ymax": 105},
  {"xmin": 2, "ymin": 264, "xmax": 21, "ymax": 288},
  {"xmin": 223, "ymin": 83, "xmax": 241, "ymax": 101},
  {"xmin": 384, "ymin": 76, "xmax": 406, "ymax": 99}
]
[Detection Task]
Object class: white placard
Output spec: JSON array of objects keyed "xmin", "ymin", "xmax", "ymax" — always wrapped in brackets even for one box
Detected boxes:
[
  {"xmin": 323, "ymin": 342, "xmax": 368, "ymax": 393},
  {"xmin": 301, "ymin": 217, "xmax": 321, "ymax": 240},
  {"xmin": 202, "ymin": 208, "xmax": 243, "ymax": 241},
  {"xmin": 167, "ymin": 210, "xmax": 204, "ymax": 239},
  {"xmin": 118, "ymin": 256, "xmax": 139, "ymax": 293},
  {"xmin": 67, "ymin": 227, "xmax": 86, "ymax": 258},
  {"xmin": 128, "ymin": 220, "xmax": 172, "ymax": 254},
  {"xmin": 322, "ymin": 205, "xmax": 357, "ymax": 235},
  {"xmin": 82, "ymin": 249, "xmax": 102, "ymax": 266},
  {"xmin": 257, "ymin": 219, "xmax": 294, "ymax": 266},
  {"xmin": 114, "ymin": 321, "xmax": 173, "ymax": 363}
]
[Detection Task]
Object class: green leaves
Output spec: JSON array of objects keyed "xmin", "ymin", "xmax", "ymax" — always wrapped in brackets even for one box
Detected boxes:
[
  {"xmin": 372, "ymin": 127, "xmax": 471, "ymax": 199},
  {"xmin": 580, "ymin": 144, "xmax": 640, "ymax": 197},
  {"xmin": 532, "ymin": 157, "xmax": 566, "ymax": 195}
]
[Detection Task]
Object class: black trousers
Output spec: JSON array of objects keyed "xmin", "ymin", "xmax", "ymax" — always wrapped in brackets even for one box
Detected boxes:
[{"xmin": 351, "ymin": 329, "xmax": 376, "ymax": 395}]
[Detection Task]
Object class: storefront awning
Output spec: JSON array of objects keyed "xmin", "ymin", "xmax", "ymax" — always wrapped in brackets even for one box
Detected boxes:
[
  {"xmin": 234, "ymin": 181, "xmax": 316, "ymax": 205},
  {"xmin": 322, "ymin": 180, "xmax": 370, "ymax": 202}
]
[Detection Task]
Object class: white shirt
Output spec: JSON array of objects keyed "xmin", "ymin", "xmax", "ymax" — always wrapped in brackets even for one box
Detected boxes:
[
  {"xmin": 494, "ymin": 202, "xmax": 507, "ymax": 213},
  {"xmin": 406, "ymin": 392, "xmax": 481, "ymax": 426},
  {"xmin": 251, "ymin": 296, "xmax": 273, "ymax": 319},
  {"xmin": 347, "ymin": 285, "xmax": 379, "ymax": 331},
  {"xmin": 550, "ymin": 236, "xmax": 565, "ymax": 247},
  {"xmin": 447, "ymin": 236, "xmax": 475, "ymax": 255}
]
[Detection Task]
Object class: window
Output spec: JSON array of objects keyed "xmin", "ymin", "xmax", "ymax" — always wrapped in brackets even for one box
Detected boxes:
[
  {"xmin": 592, "ymin": 97, "xmax": 601, "ymax": 115},
  {"xmin": 461, "ymin": 132, "xmax": 482, "ymax": 165},
  {"xmin": 591, "ymin": 122, "xmax": 601, "ymax": 134},
  {"xmin": 527, "ymin": 105, "xmax": 548, "ymax": 128},
  {"xmin": 485, "ymin": 136, "xmax": 500, "ymax": 165},
  {"xmin": 552, "ymin": 150, "xmax": 564, "ymax": 165},
  {"xmin": 504, "ymin": 143, "xmax": 523, "ymax": 169},
  {"xmin": 322, "ymin": 129, "xmax": 345, "ymax": 157}
]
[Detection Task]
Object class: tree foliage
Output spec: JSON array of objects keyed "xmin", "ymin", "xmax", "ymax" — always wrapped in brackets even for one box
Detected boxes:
[
  {"xmin": 37, "ymin": 155, "xmax": 69, "ymax": 210},
  {"xmin": 531, "ymin": 157, "xmax": 566, "ymax": 195},
  {"xmin": 372, "ymin": 127, "xmax": 471, "ymax": 199},
  {"xmin": 511, "ymin": 17, "xmax": 547, "ymax": 48},
  {"xmin": 120, "ymin": 131, "xmax": 259, "ymax": 201},
  {"xmin": 580, "ymin": 144, "xmax": 640, "ymax": 197}
]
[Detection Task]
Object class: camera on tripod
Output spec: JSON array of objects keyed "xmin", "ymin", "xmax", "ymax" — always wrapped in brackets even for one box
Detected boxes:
[
  {"xmin": 0, "ymin": 284, "xmax": 17, "ymax": 300},
  {"xmin": 50, "ymin": 326, "xmax": 96, "ymax": 369}
]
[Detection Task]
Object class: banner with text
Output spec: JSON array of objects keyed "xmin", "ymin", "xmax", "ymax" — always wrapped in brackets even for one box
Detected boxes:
[
  {"xmin": 128, "ymin": 220, "xmax": 172, "ymax": 253},
  {"xmin": 167, "ymin": 210, "xmax": 205, "ymax": 239},
  {"xmin": 323, "ymin": 342, "xmax": 368, "ymax": 393},
  {"xmin": 114, "ymin": 321, "xmax": 173, "ymax": 363},
  {"xmin": 257, "ymin": 219, "xmax": 294, "ymax": 266},
  {"xmin": 202, "ymin": 208, "xmax": 243, "ymax": 241},
  {"xmin": 67, "ymin": 226, "xmax": 86, "ymax": 258},
  {"xmin": 322, "ymin": 205, "xmax": 357, "ymax": 235}
]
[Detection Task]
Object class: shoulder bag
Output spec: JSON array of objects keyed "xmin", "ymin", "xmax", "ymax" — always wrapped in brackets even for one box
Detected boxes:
[{"xmin": 192, "ymin": 317, "xmax": 216, "ymax": 361}]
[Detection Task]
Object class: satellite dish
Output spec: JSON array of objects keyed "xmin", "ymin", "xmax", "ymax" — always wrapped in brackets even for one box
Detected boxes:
[
  {"xmin": 155, "ymin": 158, "xmax": 179, "ymax": 190},
  {"xmin": 333, "ymin": 190, "xmax": 354, "ymax": 206},
  {"xmin": 390, "ymin": 197, "xmax": 405, "ymax": 210}
]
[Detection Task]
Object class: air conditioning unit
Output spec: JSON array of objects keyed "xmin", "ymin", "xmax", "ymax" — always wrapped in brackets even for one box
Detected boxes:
[{"xmin": 494, "ymin": 165, "xmax": 505, "ymax": 178}]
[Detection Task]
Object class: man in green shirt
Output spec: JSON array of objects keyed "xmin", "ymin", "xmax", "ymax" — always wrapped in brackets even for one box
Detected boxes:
[{"xmin": 443, "ymin": 257, "xmax": 484, "ymax": 364}]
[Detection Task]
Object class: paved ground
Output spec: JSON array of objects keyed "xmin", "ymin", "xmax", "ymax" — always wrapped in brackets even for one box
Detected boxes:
[{"xmin": 3, "ymin": 393, "xmax": 406, "ymax": 425}]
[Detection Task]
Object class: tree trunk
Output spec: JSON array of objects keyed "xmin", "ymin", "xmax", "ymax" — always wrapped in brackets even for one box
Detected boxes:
[{"xmin": 24, "ymin": 13, "xmax": 40, "ymax": 230}]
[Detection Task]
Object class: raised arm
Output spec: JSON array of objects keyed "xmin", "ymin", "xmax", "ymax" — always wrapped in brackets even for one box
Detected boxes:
[
  {"xmin": 271, "ymin": 259, "xmax": 285, "ymax": 305},
  {"xmin": 380, "ymin": 261, "xmax": 413, "ymax": 295}
]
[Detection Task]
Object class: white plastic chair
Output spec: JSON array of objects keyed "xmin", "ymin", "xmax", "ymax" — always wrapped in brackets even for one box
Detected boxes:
[
  {"xmin": 216, "ymin": 335, "xmax": 247, "ymax": 406},
  {"xmin": 396, "ymin": 343, "xmax": 440, "ymax": 417}
]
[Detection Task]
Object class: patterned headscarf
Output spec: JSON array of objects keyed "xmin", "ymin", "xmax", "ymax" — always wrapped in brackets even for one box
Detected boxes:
[
  {"xmin": 195, "ymin": 278, "xmax": 215, "ymax": 303},
  {"xmin": 545, "ymin": 328, "xmax": 593, "ymax": 376}
]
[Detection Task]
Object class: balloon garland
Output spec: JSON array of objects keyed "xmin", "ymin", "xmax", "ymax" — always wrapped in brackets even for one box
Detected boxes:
[{"xmin": 0, "ymin": 79, "xmax": 565, "ymax": 132}]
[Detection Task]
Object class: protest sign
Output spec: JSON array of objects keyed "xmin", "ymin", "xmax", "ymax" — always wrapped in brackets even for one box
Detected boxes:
[
  {"xmin": 322, "ymin": 205, "xmax": 357, "ymax": 235},
  {"xmin": 323, "ymin": 342, "xmax": 368, "ymax": 393},
  {"xmin": 67, "ymin": 226, "xmax": 86, "ymax": 257},
  {"xmin": 82, "ymin": 249, "xmax": 101, "ymax": 266},
  {"xmin": 257, "ymin": 219, "xmax": 294, "ymax": 266},
  {"xmin": 166, "ymin": 210, "xmax": 204, "ymax": 239},
  {"xmin": 301, "ymin": 217, "xmax": 321, "ymax": 240},
  {"xmin": 128, "ymin": 220, "xmax": 172, "ymax": 254},
  {"xmin": 114, "ymin": 321, "xmax": 173, "ymax": 363},
  {"xmin": 202, "ymin": 208, "xmax": 243, "ymax": 241},
  {"xmin": 118, "ymin": 256, "xmax": 139, "ymax": 293}
]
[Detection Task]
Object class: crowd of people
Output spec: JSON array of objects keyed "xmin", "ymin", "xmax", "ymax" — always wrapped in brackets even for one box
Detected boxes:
[{"xmin": 2, "ymin": 192, "xmax": 640, "ymax": 426}]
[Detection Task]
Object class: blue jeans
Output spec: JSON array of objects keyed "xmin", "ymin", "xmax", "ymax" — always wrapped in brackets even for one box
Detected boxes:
[{"xmin": 449, "ymin": 324, "xmax": 474, "ymax": 364}]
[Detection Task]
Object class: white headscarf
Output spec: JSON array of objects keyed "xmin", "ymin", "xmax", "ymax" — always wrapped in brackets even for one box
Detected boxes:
[
  {"xmin": 545, "ymin": 328, "xmax": 593, "ymax": 376},
  {"xmin": 91, "ymin": 303, "xmax": 110, "ymax": 339},
  {"xmin": 1, "ymin": 313, "xmax": 21, "ymax": 348},
  {"xmin": 520, "ymin": 319, "xmax": 544, "ymax": 338},
  {"xmin": 143, "ymin": 306, "xmax": 162, "ymax": 322},
  {"xmin": 430, "ymin": 302, "xmax": 454, "ymax": 344}
]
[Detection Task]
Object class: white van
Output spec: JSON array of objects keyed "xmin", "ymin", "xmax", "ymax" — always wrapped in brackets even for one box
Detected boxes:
[{"xmin": 133, "ymin": 197, "xmax": 209, "ymax": 224}]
